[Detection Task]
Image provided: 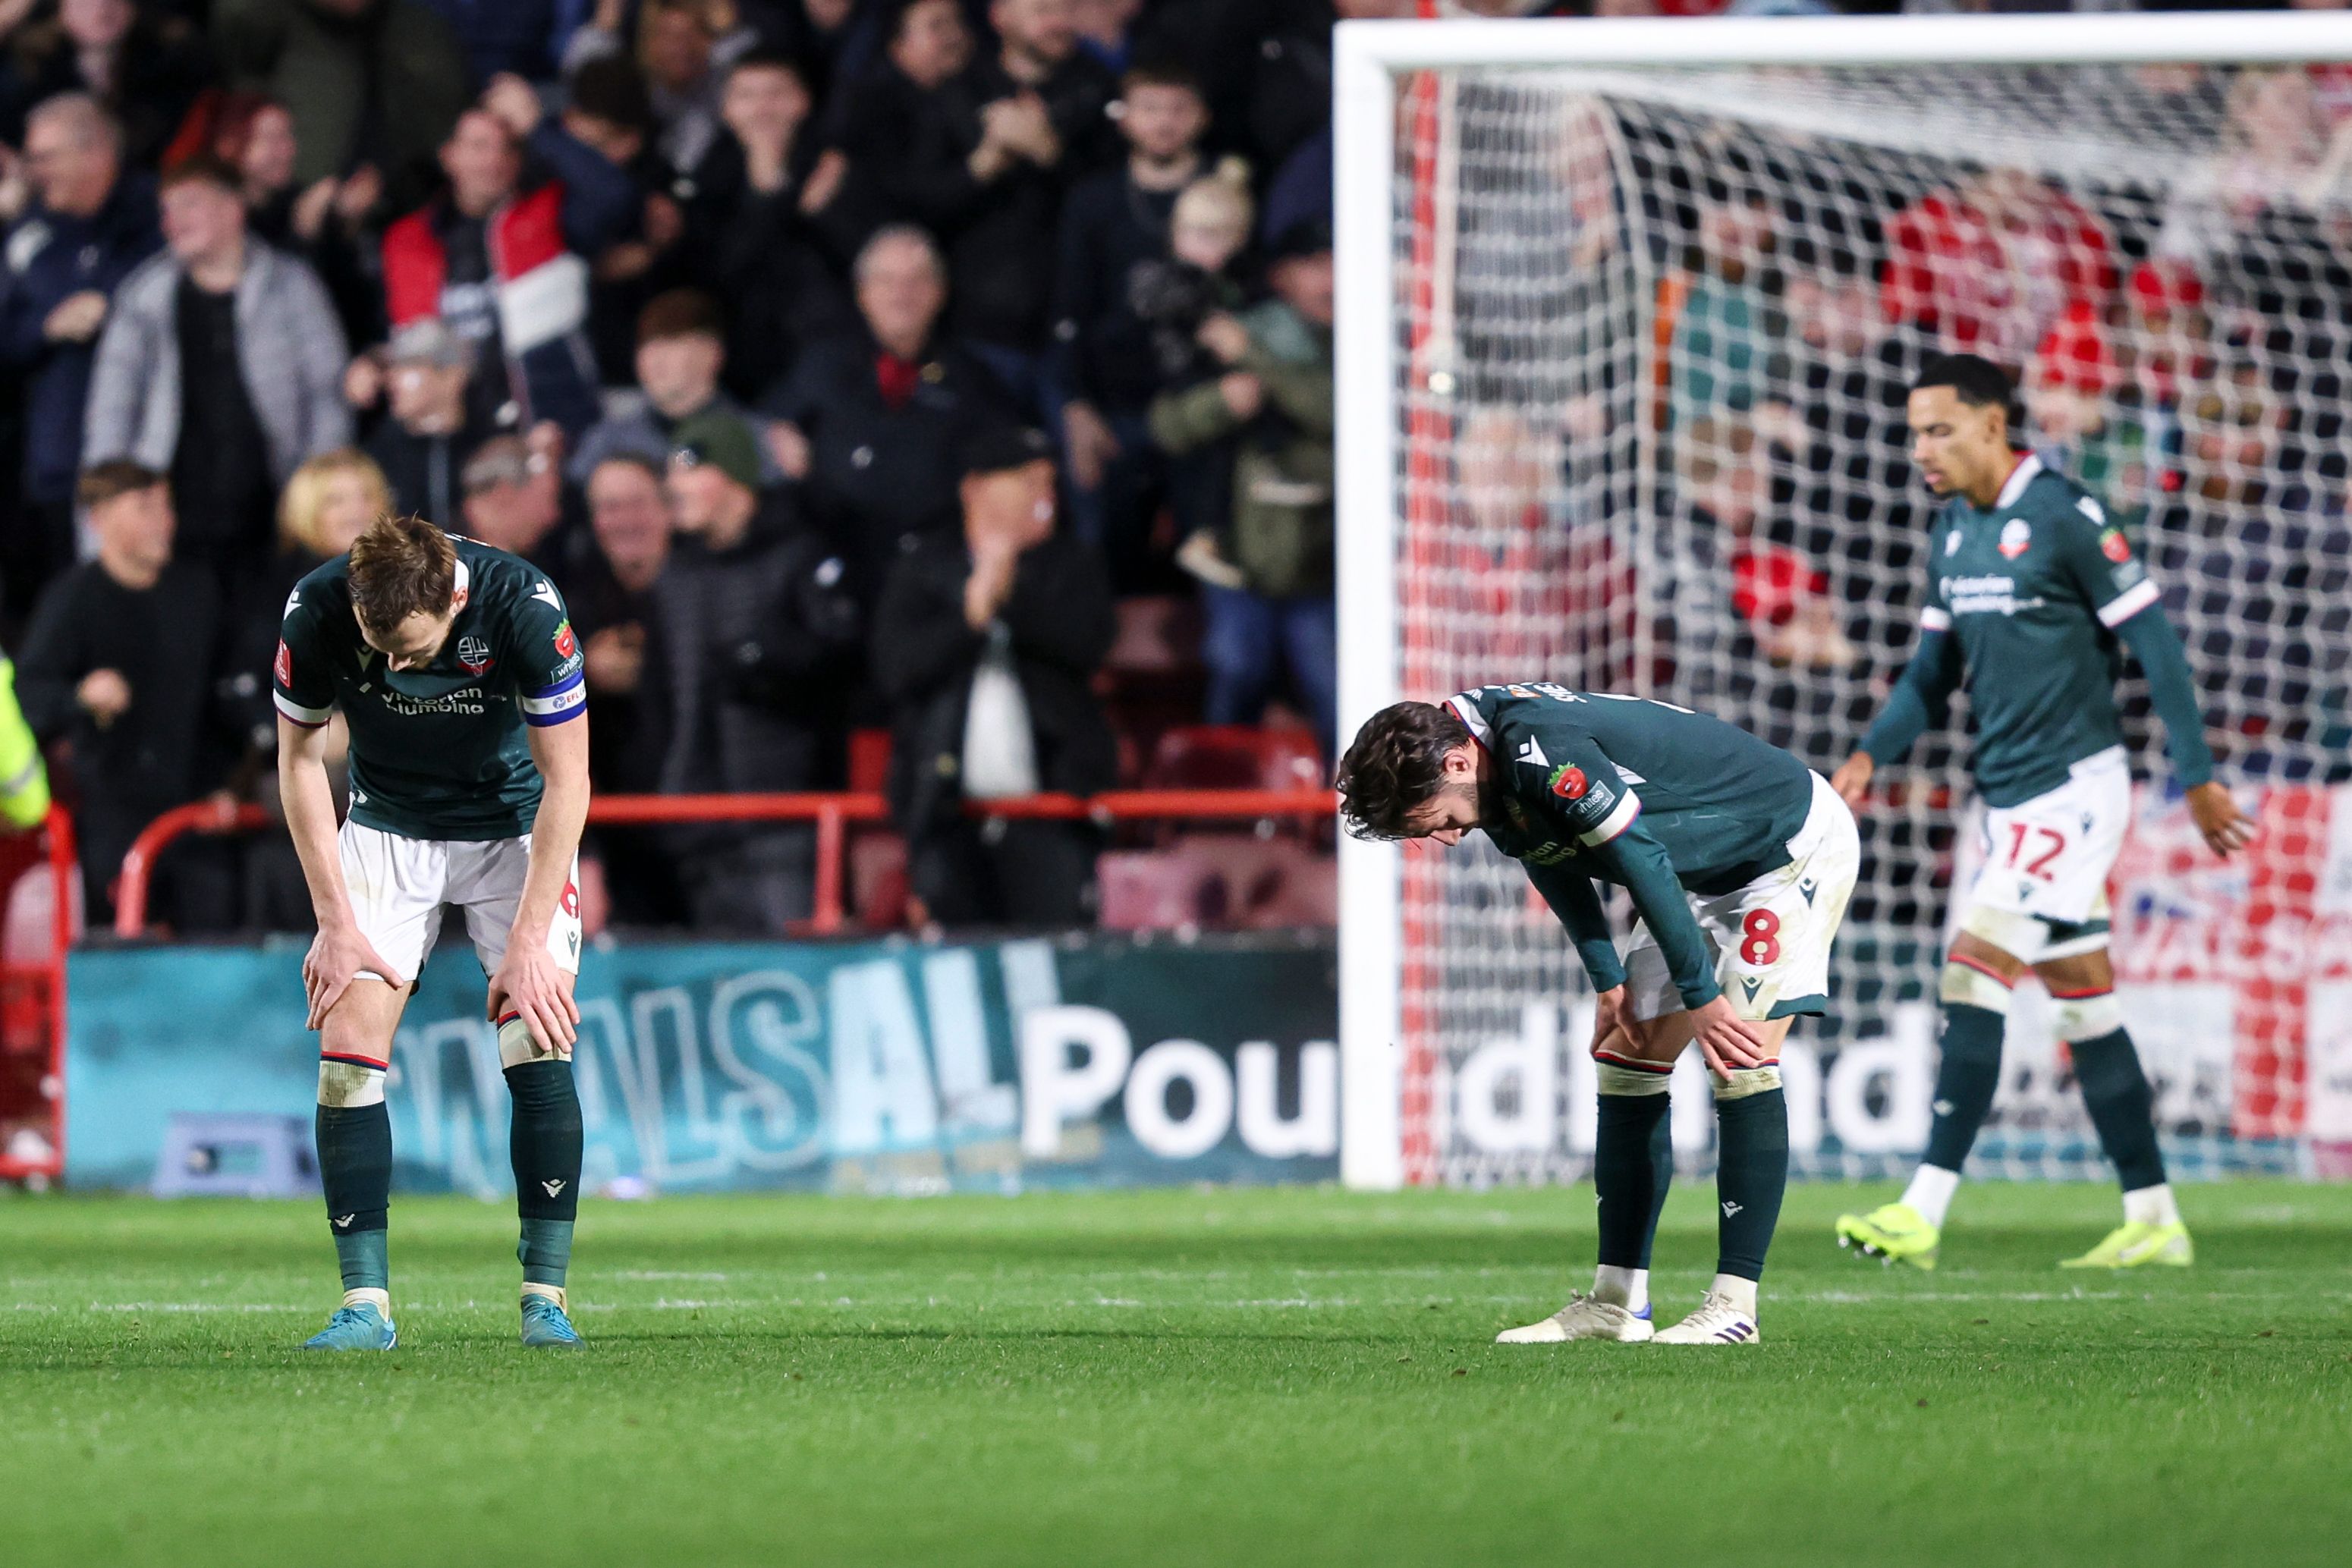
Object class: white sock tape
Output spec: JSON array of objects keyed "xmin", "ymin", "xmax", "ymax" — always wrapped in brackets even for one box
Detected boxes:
[
  {"xmin": 1939, "ymin": 961, "xmax": 2017, "ymax": 1014},
  {"xmin": 1596, "ymin": 1061, "xmax": 1674, "ymax": 1096},
  {"xmin": 2054, "ymin": 991, "xmax": 2124, "ymax": 1042},
  {"xmin": 497, "ymin": 1015, "xmax": 567, "ymax": 1068},
  {"xmin": 1712, "ymin": 1064, "xmax": 1782, "ymax": 1101},
  {"xmin": 316, "ymin": 1060, "xmax": 385, "ymax": 1108}
]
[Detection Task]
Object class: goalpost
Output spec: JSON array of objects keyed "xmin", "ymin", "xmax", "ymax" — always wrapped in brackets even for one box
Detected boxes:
[{"xmin": 1335, "ymin": 12, "xmax": 2352, "ymax": 1191}]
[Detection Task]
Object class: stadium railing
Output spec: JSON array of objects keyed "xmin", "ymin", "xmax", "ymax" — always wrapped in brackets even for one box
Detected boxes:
[
  {"xmin": 109, "ymin": 788, "xmax": 1340, "ymax": 941},
  {"xmin": 0, "ymin": 805, "xmax": 82, "ymax": 1183}
]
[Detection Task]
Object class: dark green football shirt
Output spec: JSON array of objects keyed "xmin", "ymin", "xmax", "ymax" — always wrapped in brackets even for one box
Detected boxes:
[
  {"xmin": 1455, "ymin": 684, "xmax": 1817, "ymax": 1008},
  {"xmin": 272, "ymin": 536, "xmax": 585, "ymax": 841},
  {"xmin": 1904, "ymin": 453, "xmax": 2157, "ymax": 806}
]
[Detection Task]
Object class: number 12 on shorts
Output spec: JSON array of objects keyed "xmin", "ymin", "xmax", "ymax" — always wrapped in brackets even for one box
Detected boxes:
[{"xmin": 2004, "ymin": 822, "xmax": 2067, "ymax": 881}]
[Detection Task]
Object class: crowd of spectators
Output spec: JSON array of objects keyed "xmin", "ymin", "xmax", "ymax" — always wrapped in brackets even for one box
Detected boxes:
[
  {"xmin": 2, "ymin": 0, "xmax": 2347, "ymax": 942},
  {"xmin": 0, "ymin": 0, "xmax": 1359, "ymax": 937}
]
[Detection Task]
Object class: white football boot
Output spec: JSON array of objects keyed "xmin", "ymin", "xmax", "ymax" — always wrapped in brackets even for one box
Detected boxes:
[
  {"xmin": 1495, "ymin": 1293, "xmax": 1655, "ymax": 1344},
  {"xmin": 1652, "ymin": 1290, "xmax": 1761, "ymax": 1346}
]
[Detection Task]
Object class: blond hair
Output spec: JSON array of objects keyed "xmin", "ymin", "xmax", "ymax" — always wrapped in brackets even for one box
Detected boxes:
[
  {"xmin": 1172, "ymin": 157, "xmax": 1253, "ymax": 241},
  {"xmin": 278, "ymin": 449, "xmax": 392, "ymax": 556}
]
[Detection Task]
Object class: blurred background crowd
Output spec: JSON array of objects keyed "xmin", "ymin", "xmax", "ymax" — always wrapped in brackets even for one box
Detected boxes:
[{"xmin": 0, "ymin": 0, "xmax": 2342, "ymax": 946}]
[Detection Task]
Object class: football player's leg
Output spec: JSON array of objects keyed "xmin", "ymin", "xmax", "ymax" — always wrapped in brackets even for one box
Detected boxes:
[
  {"xmin": 307, "ymin": 828, "xmax": 436, "ymax": 1350},
  {"xmin": 2039, "ymin": 944, "xmax": 2190, "ymax": 1268},
  {"xmin": 1702, "ymin": 780, "xmax": 1847, "ymax": 1302},
  {"xmin": 1593, "ymin": 942, "xmax": 1686, "ymax": 1315},
  {"xmin": 311, "ymin": 980, "xmax": 410, "ymax": 1350},
  {"xmin": 1709, "ymin": 1013, "xmax": 1794, "ymax": 1308},
  {"xmin": 460, "ymin": 841, "xmax": 586, "ymax": 1342},
  {"xmin": 1853, "ymin": 922, "xmax": 2024, "ymax": 1258},
  {"xmin": 1498, "ymin": 945, "xmax": 1677, "ymax": 1344}
]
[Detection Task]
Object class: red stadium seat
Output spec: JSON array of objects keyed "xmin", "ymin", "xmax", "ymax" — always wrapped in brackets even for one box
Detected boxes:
[{"xmin": 1143, "ymin": 724, "xmax": 1325, "ymax": 793}]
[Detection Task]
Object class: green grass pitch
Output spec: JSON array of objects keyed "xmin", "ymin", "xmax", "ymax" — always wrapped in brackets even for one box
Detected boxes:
[{"xmin": 5, "ymin": 1181, "xmax": 2350, "ymax": 1567}]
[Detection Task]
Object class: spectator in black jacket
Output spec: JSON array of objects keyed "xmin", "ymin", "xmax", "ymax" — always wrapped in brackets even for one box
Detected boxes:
[
  {"xmin": 0, "ymin": 94, "xmax": 159, "ymax": 618},
  {"xmin": 679, "ymin": 49, "xmax": 857, "ymax": 401},
  {"xmin": 15, "ymin": 462, "xmax": 238, "ymax": 930},
  {"xmin": 573, "ymin": 452, "xmax": 671, "ymax": 794},
  {"xmin": 872, "ymin": 426, "xmax": 1115, "ymax": 929},
  {"xmin": 363, "ymin": 318, "xmax": 503, "ymax": 527},
  {"xmin": 655, "ymin": 409, "xmax": 861, "ymax": 932},
  {"xmin": 932, "ymin": 0, "xmax": 1118, "ymax": 404},
  {"xmin": 763, "ymin": 224, "xmax": 1012, "ymax": 588},
  {"xmin": 1052, "ymin": 59, "xmax": 1209, "ymax": 587},
  {"xmin": 829, "ymin": 0, "xmax": 972, "ymax": 249},
  {"xmin": 572, "ymin": 451, "xmax": 682, "ymax": 926}
]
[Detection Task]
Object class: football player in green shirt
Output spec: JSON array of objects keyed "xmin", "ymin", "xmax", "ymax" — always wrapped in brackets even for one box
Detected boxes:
[
  {"xmin": 1833, "ymin": 354, "xmax": 2253, "ymax": 1272},
  {"xmin": 275, "ymin": 514, "xmax": 592, "ymax": 1350},
  {"xmin": 1340, "ymin": 687, "xmax": 1860, "ymax": 1346}
]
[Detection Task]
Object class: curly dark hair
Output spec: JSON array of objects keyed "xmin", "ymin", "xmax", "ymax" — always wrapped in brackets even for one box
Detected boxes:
[{"xmin": 1335, "ymin": 700, "xmax": 1472, "ymax": 841}]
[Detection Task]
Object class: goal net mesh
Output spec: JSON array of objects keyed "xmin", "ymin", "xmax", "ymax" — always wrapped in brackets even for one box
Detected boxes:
[{"xmin": 1388, "ymin": 58, "xmax": 2352, "ymax": 1186}]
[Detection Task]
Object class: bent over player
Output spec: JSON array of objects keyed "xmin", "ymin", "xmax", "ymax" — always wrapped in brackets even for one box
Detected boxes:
[
  {"xmin": 1339, "ymin": 685, "xmax": 1860, "ymax": 1346},
  {"xmin": 1833, "ymin": 354, "xmax": 2253, "ymax": 1271},
  {"xmin": 275, "ymin": 515, "xmax": 591, "ymax": 1350}
]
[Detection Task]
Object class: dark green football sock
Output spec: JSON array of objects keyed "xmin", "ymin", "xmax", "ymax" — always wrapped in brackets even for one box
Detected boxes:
[
  {"xmin": 506, "ymin": 1061, "xmax": 582, "ymax": 1287},
  {"xmin": 316, "ymin": 1100, "xmax": 391, "ymax": 1293},
  {"xmin": 1595, "ymin": 1091, "xmax": 1673, "ymax": 1270},
  {"xmin": 2070, "ymin": 1028, "xmax": 2168, "ymax": 1192},
  {"xmin": 1922, "ymin": 1003, "xmax": 2007, "ymax": 1174},
  {"xmin": 1714, "ymin": 1088, "xmax": 1789, "ymax": 1281}
]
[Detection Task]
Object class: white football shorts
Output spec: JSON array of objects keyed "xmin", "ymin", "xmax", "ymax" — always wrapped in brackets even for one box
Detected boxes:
[
  {"xmin": 1621, "ymin": 771, "xmax": 1860, "ymax": 1025},
  {"xmin": 338, "ymin": 821, "xmax": 581, "ymax": 985},
  {"xmin": 1955, "ymin": 743, "xmax": 2129, "ymax": 962}
]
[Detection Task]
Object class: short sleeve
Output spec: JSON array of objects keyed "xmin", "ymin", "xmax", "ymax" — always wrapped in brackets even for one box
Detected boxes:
[
  {"xmin": 509, "ymin": 575, "xmax": 586, "ymax": 727},
  {"xmin": 1505, "ymin": 721, "xmax": 1643, "ymax": 849},
  {"xmin": 272, "ymin": 584, "xmax": 337, "ymax": 727},
  {"xmin": 2055, "ymin": 490, "xmax": 2160, "ymax": 628}
]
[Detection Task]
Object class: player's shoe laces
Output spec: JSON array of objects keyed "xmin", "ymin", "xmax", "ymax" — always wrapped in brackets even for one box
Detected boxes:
[
  {"xmin": 2059, "ymin": 1221, "xmax": 2193, "ymax": 1270},
  {"xmin": 1652, "ymin": 1291, "xmax": 1761, "ymax": 1346},
  {"xmin": 1835, "ymin": 1201, "xmax": 1940, "ymax": 1271},
  {"xmin": 520, "ymin": 1292, "xmax": 583, "ymax": 1348},
  {"xmin": 1495, "ymin": 1293, "xmax": 1654, "ymax": 1343},
  {"xmin": 303, "ymin": 1302, "xmax": 397, "ymax": 1351}
]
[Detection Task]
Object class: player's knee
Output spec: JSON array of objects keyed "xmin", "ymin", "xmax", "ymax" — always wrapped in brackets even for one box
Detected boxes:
[
  {"xmin": 1957, "ymin": 904, "xmax": 2046, "ymax": 965},
  {"xmin": 2052, "ymin": 989, "xmax": 2123, "ymax": 1042},
  {"xmin": 317, "ymin": 1010, "xmax": 391, "ymax": 1073},
  {"xmin": 1712, "ymin": 1064, "xmax": 1781, "ymax": 1101},
  {"xmin": 316, "ymin": 1057, "xmax": 385, "ymax": 1108},
  {"xmin": 1594, "ymin": 1057, "xmax": 1674, "ymax": 1096},
  {"xmin": 1939, "ymin": 957, "xmax": 2016, "ymax": 1014},
  {"xmin": 497, "ymin": 1013, "xmax": 568, "ymax": 1068}
]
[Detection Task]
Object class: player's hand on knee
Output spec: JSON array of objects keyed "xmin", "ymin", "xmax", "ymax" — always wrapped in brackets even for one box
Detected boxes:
[
  {"xmin": 303, "ymin": 923, "xmax": 404, "ymax": 1030},
  {"xmin": 2186, "ymin": 781, "xmax": 2255, "ymax": 860},
  {"xmin": 1589, "ymin": 984, "xmax": 1630, "ymax": 1057},
  {"xmin": 1690, "ymin": 995, "xmax": 1770, "ymax": 1082},
  {"xmin": 489, "ymin": 943, "xmax": 580, "ymax": 1053}
]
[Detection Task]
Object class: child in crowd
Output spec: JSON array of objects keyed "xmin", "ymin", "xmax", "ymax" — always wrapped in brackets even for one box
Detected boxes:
[{"xmin": 1142, "ymin": 161, "xmax": 1254, "ymax": 589}]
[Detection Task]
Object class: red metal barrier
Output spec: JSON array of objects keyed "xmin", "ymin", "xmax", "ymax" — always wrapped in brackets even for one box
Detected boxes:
[
  {"xmin": 0, "ymin": 804, "xmax": 79, "ymax": 1183},
  {"xmin": 113, "ymin": 788, "xmax": 1338, "ymax": 939}
]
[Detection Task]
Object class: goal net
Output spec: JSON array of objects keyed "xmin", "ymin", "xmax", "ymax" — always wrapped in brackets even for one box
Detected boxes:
[{"xmin": 1335, "ymin": 16, "xmax": 2352, "ymax": 1189}]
